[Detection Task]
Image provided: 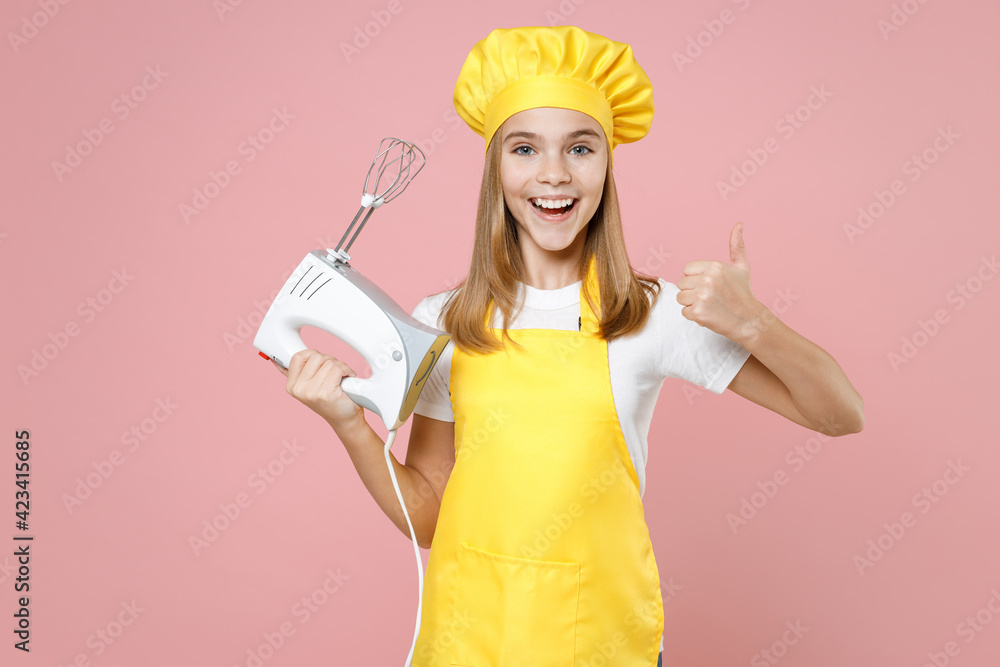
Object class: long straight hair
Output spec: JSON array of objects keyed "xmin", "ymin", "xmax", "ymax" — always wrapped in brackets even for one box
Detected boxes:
[{"xmin": 440, "ymin": 129, "xmax": 661, "ymax": 355}]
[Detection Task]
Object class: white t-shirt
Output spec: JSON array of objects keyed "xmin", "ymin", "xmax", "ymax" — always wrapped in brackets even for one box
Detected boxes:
[{"xmin": 409, "ymin": 276, "xmax": 752, "ymax": 499}]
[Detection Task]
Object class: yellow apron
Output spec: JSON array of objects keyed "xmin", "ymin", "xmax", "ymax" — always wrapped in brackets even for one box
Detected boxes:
[{"xmin": 413, "ymin": 255, "xmax": 663, "ymax": 666}]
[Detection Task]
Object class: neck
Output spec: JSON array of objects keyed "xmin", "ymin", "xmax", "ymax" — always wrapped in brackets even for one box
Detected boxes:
[{"xmin": 520, "ymin": 237, "xmax": 587, "ymax": 290}]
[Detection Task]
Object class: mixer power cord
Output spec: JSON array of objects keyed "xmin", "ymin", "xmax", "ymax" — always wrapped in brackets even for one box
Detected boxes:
[{"xmin": 384, "ymin": 428, "xmax": 424, "ymax": 666}]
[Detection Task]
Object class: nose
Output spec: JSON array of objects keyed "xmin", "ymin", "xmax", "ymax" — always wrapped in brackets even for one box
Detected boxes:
[{"xmin": 536, "ymin": 151, "xmax": 571, "ymax": 185}]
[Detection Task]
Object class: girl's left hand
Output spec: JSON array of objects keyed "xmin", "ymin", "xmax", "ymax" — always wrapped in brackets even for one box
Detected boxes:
[{"xmin": 675, "ymin": 222, "xmax": 768, "ymax": 344}]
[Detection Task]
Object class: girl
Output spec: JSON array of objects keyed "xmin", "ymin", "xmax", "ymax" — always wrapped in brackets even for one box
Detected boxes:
[{"xmin": 273, "ymin": 26, "xmax": 864, "ymax": 667}]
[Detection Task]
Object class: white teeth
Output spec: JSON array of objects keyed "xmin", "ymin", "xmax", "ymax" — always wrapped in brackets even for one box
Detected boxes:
[{"xmin": 532, "ymin": 198, "xmax": 574, "ymax": 209}]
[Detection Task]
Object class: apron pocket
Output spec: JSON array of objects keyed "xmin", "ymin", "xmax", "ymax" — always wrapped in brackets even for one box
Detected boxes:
[{"xmin": 450, "ymin": 541, "xmax": 580, "ymax": 667}]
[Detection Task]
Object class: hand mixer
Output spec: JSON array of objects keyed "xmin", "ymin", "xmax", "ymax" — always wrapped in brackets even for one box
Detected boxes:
[{"xmin": 253, "ymin": 137, "xmax": 449, "ymax": 665}]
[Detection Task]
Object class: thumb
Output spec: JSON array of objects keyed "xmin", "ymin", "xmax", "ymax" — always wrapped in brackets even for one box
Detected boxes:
[{"xmin": 730, "ymin": 222, "xmax": 749, "ymax": 271}]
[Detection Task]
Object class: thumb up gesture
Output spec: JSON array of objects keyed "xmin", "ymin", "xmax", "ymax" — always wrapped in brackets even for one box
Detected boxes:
[{"xmin": 676, "ymin": 222, "xmax": 767, "ymax": 344}]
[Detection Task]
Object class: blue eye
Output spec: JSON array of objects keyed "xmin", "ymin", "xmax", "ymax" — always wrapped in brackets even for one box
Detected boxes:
[
  {"xmin": 514, "ymin": 145, "xmax": 534, "ymax": 155},
  {"xmin": 570, "ymin": 145, "xmax": 592, "ymax": 155}
]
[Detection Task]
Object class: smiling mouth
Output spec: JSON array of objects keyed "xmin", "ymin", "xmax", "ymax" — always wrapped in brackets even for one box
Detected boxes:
[{"xmin": 531, "ymin": 198, "xmax": 578, "ymax": 216}]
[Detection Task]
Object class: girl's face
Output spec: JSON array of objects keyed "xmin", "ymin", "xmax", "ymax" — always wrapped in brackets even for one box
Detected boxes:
[{"xmin": 499, "ymin": 107, "xmax": 608, "ymax": 262}]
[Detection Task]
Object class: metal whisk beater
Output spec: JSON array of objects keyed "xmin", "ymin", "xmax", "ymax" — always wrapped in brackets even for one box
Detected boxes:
[{"xmin": 328, "ymin": 137, "xmax": 426, "ymax": 263}]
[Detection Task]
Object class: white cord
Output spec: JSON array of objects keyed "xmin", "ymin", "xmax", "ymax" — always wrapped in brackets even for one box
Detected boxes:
[{"xmin": 383, "ymin": 428, "xmax": 423, "ymax": 666}]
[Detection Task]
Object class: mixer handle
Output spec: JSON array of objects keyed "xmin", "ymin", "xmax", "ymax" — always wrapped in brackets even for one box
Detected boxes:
[{"xmin": 259, "ymin": 326, "xmax": 395, "ymax": 428}]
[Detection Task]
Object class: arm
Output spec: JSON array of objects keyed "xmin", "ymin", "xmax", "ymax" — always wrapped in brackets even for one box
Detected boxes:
[
  {"xmin": 331, "ymin": 411, "xmax": 455, "ymax": 548},
  {"xmin": 275, "ymin": 350, "xmax": 455, "ymax": 547},
  {"xmin": 677, "ymin": 222, "xmax": 864, "ymax": 437},
  {"xmin": 402, "ymin": 414, "xmax": 456, "ymax": 547},
  {"xmin": 726, "ymin": 310, "xmax": 864, "ymax": 436}
]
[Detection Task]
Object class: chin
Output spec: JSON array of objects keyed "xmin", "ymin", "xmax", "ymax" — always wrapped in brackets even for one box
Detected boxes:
[{"xmin": 531, "ymin": 233, "xmax": 583, "ymax": 253}]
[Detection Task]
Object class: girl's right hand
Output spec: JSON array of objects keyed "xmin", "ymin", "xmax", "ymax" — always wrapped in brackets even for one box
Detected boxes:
[{"xmin": 271, "ymin": 349, "xmax": 364, "ymax": 428}]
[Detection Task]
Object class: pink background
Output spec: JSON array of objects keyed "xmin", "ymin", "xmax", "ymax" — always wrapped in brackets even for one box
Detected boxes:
[{"xmin": 3, "ymin": 0, "xmax": 999, "ymax": 665}]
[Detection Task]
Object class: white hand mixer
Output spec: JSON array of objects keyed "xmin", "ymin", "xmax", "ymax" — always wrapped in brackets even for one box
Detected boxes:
[{"xmin": 253, "ymin": 137, "xmax": 448, "ymax": 665}]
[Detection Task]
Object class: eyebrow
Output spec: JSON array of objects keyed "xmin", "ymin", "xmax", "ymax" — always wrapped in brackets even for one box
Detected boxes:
[{"xmin": 503, "ymin": 129, "xmax": 602, "ymax": 144}]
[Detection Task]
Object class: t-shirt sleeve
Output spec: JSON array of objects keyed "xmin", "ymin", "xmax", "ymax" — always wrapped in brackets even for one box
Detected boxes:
[
  {"xmin": 409, "ymin": 295, "xmax": 456, "ymax": 422},
  {"xmin": 656, "ymin": 280, "xmax": 752, "ymax": 394}
]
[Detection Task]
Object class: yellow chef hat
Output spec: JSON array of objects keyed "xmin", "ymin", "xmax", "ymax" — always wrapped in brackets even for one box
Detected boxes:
[{"xmin": 453, "ymin": 26, "xmax": 654, "ymax": 157}]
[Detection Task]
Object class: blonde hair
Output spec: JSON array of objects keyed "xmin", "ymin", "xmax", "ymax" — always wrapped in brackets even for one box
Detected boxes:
[{"xmin": 439, "ymin": 130, "xmax": 661, "ymax": 354}]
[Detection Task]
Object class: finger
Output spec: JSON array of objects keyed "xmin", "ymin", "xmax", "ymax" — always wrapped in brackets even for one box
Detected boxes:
[
  {"xmin": 288, "ymin": 348, "xmax": 314, "ymax": 371},
  {"xmin": 730, "ymin": 222, "xmax": 749, "ymax": 271},
  {"xmin": 299, "ymin": 349, "xmax": 332, "ymax": 382},
  {"xmin": 305, "ymin": 354, "xmax": 354, "ymax": 386},
  {"xmin": 270, "ymin": 358, "xmax": 289, "ymax": 377},
  {"xmin": 675, "ymin": 274, "xmax": 698, "ymax": 291},
  {"xmin": 311, "ymin": 358, "xmax": 358, "ymax": 404},
  {"xmin": 286, "ymin": 348, "xmax": 317, "ymax": 389},
  {"xmin": 682, "ymin": 259, "xmax": 712, "ymax": 276},
  {"xmin": 332, "ymin": 358, "xmax": 357, "ymax": 378},
  {"xmin": 316, "ymin": 356, "xmax": 356, "ymax": 383},
  {"xmin": 308, "ymin": 357, "xmax": 338, "ymax": 393}
]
